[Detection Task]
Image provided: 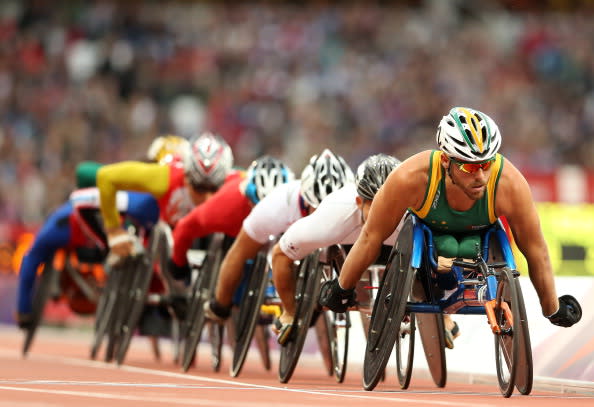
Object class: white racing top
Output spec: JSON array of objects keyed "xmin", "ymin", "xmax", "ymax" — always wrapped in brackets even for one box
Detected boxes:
[
  {"xmin": 242, "ymin": 180, "xmax": 306, "ymax": 244},
  {"xmin": 279, "ymin": 183, "xmax": 398, "ymax": 261}
]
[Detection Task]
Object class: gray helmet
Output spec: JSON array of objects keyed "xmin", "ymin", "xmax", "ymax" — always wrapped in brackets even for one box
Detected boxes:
[
  {"xmin": 299, "ymin": 149, "xmax": 355, "ymax": 208},
  {"xmin": 245, "ymin": 156, "xmax": 294, "ymax": 204},
  {"xmin": 355, "ymin": 154, "xmax": 401, "ymax": 200},
  {"xmin": 184, "ymin": 132, "xmax": 233, "ymax": 189}
]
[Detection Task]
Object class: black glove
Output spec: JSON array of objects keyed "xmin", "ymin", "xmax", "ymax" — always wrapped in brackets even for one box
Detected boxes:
[
  {"xmin": 16, "ymin": 313, "xmax": 34, "ymax": 330},
  {"xmin": 169, "ymin": 295, "xmax": 188, "ymax": 321},
  {"xmin": 168, "ymin": 258, "xmax": 191, "ymax": 282},
  {"xmin": 318, "ymin": 279, "xmax": 356, "ymax": 313},
  {"xmin": 547, "ymin": 295, "xmax": 582, "ymax": 327}
]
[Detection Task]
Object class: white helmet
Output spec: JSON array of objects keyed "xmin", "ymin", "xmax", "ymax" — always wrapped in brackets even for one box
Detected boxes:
[
  {"xmin": 436, "ymin": 107, "xmax": 501, "ymax": 162},
  {"xmin": 146, "ymin": 134, "xmax": 190, "ymax": 165},
  {"xmin": 299, "ymin": 149, "xmax": 355, "ymax": 208},
  {"xmin": 184, "ymin": 132, "xmax": 233, "ymax": 190},
  {"xmin": 244, "ymin": 156, "xmax": 294, "ymax": 204}
]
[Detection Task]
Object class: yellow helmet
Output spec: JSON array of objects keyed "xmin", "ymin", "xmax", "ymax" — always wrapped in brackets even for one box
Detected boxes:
[{"xmin": 146, "ymin": 135, "xmax": 190, "ymax": 165}]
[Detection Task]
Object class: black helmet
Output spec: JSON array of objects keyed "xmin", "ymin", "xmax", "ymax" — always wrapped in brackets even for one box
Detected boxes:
[{"xmin": 355, "ymin": 154, "xmax": 401, "ymax": 200}]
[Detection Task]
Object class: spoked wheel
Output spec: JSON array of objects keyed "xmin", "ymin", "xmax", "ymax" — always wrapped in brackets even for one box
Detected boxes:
[
  {"xmin": 494, "ymin": 266, "xmax": 521, "ymax": 398},
  {"xmin": 180, "ymin": 233, "xmax": 225, "ymax": 372},
  {"xmin": 23, "ymin": 264, "xmax": 59, "ymax": 356},
  {"xmin": 395, "ymin": 312, "xmax": 416, "ymax": 389},
  {"xmin": 278, "ymin": 251, "xmax": 323, "ymax": 383},
  {"xmin": 363, "ymin": 214, "xmax": 415, "ymax": 391},
  {"xmin": 231, "ymin": 251, "xmax": 269, "ymax": 377},
  {"xmin": 116, "ymin": 254, "xmax": 153, "ymax": 365},
  {"xmin": 513, "ymin": 277, "xmax": 533, "ymax": 395},
  {"xmin": 416, "ymin": 313, "xmax": 446, "ymax": 387}
]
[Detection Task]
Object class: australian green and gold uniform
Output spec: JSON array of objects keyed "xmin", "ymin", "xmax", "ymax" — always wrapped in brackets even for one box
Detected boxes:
[{"xmin": 410, "ymin": 150, "xmax": 504, "ymax": 258}]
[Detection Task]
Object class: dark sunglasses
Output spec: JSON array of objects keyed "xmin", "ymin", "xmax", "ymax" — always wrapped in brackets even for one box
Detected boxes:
[{"xmin": 450, "ymin": 157, "xmax": 495, "ymax": 174}]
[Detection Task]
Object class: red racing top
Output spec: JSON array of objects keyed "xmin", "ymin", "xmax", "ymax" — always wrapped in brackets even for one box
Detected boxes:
[{"xmin": 172, "ymin": 172, "xmax": 250, "ymax": 265}]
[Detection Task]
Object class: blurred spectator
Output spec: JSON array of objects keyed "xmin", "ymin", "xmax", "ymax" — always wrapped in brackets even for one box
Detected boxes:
[{"xmin": 0, "ymin": 0, "xmax": 593, "ymax": 237}]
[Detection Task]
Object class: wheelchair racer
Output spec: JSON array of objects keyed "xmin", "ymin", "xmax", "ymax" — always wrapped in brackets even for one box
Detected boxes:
[
  {"xmin": 270, "ymin": 154, "xmax": 397, "ymax": 344},
  {"xmin": 200, "ymin": 149, "xmax": 355, "ymax": 344},
  {"xmin": 168, "ymin": 155, "xmax": 294, "ymax": 288},
  {"xmin": 97, "ymin": 132, "xmax": 234, "ymax": 260},
  {"xmin": 15, "ymin": 187, "xmax": 159, "ymax": 329},
  {"xmin": 322, "ymin": 107, "xmax": 582, "ymax": 329}
]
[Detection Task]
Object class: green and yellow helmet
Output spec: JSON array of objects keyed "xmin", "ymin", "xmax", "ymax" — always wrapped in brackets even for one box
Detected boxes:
[{"xmin": 436, "ymin": 107, "xmax": 501, "ymax": 162}]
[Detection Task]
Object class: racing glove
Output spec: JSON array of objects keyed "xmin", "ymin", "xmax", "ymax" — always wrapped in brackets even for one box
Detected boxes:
[
  {"xmin": 168, "ymin": 258, "xmax": 191, "ymax": 282},
  {"xmin": 546, "ymin": 295, "xmax": 582, "ymax": 327},
  {"xmin": 318, "ymin": 279, "xmax": 357, "ymax": 313}
]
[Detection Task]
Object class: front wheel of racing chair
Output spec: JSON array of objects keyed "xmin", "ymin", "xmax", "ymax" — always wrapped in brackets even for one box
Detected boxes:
[
  {"xmin": 363, "ymin": 214, "xmax": 417, "ymax": 391},
  {"xmin": 316, "ymin": 245, "xmax": 350, "ymax": 383},
  {"xmin": 278, "ymin": 250, "xmax": 324, "ymax": 384},
  {"xmin": 493, "ymin": 266, "xmax": 522, "ymax": 398},
  {"xmin": 230, "ymin": 250, "xmax": 270, "ymax": 377},
  {"xmin": 180, "ymin": 233, "xmax": 227, "ymax": 372},
  {"xmin": 512, "ymin": 277, "xmax": 533, "ymax": 395},
  {"xmin": 22, "ymin": 260, "xmax": 60, "ymax": 356}
]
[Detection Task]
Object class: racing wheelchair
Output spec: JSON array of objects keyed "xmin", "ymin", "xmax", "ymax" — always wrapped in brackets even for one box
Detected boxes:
[
  {"xmin": 228, "ymin": 240, "xmax": 345, "ymax": 383},
  {"xmin": 90, "ymin": 222, "xmax": 186, "ymax": 365},
  {"xmin": 22, "ymin": 248, "xmax": 105, "ymax": 356},
  {"xmin": 179, "ymin": 232, "xmax": 234, "ymax": 372},
  {"xmin": 362, "ymin": 213, "xmax": 533, "ymax": 398},
  {"xmin": 276, "ymin": 245, "xmax": 350, "ymax": 384}
]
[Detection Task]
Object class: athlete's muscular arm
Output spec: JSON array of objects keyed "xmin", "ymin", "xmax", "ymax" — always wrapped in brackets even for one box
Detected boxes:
[
  {"xmin": 97, "ymin": 162, "xmax": 169, "ymax": 257},
  {"xmin": 496, "ymin": 161, "xmax": 559, "ymax": 316},
  {"xmin": 215, "ymin": 228, "xmax": 263, "ymax": 307},
  {"xmin": 96, "ymin": 162, "xmax": 170, "ymax": 230},
  {"xmin": 338, "ymin": 151, "xmax": 430, "ymax": 289}
]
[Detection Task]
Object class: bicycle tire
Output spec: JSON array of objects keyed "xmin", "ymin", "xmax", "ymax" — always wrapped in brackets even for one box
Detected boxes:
[
  {"xmin": 22, "ymin": 264, "xmax": 58, "ymax": 356},
  {"xmin": 231, "ymin": 251, "xmax": 268, "ymax": 377},
  {"xmin": 363, "ymin": 214, "xmax": 415, "ymax": 391},
  {"xmin": 278, "ymin": 251, "xmax": 323, "ymax": 383},
  {"xmin": 494, "ymin": 266, "xmax": 520, "ymax": 398}
]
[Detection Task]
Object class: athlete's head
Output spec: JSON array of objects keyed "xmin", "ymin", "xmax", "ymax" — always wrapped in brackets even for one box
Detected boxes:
[
  {"xmin": 436, "ymin": 107, "xmax": 501, "ymax": 162},
  {"xmin": 245, "ymin": 156, "xmax": 294, "ymax": 205},
  {"xmin": 184, "ymin": 132, "xmax": 233, "ymax": 192},
  {"xmin": 355, "ymin": 154, "xmax": 401, "ymax": 201},
  {"xmin": 299, "ymin": 148, "xmax": 355, "ymax": 208},
  {"xmin": 146, "ymin": 135, "xmax": 190, "ymax": 166}
]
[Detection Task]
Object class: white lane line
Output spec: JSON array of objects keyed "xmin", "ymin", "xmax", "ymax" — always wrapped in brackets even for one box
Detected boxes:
[{"xmin": 0, "ymin": 347, "xmax": 498, "ymax": 407}]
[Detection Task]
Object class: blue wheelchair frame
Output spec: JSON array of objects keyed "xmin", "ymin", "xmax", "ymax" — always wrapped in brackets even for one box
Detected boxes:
[{"xmin": 407, "ymin": 213, "xmax": 516, "ymax": 315}]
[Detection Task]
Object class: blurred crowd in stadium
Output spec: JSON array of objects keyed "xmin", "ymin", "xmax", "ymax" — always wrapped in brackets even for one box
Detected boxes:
[{"xmin": 0, "ymin": 0, "xmax": 593, "ymax": 238}]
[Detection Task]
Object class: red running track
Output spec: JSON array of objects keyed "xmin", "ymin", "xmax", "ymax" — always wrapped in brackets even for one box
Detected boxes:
[{"xmin": 1, "ymin": 325, "xmax": 592, "ymax": 407}]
